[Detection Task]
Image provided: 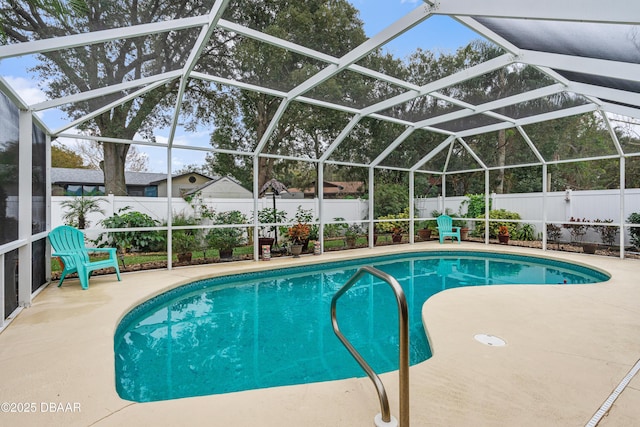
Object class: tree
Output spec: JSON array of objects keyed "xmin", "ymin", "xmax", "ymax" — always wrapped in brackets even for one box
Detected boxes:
[
  {"xmin": 196, "ymin": 0, "xmax": 370, "ymax": 190},
  {"xmin": 63, "ymin": 140, "xmax": 149, "ymax": 172},
  {"xmin": 51, "ymin": 143, "xmax": 86, "ymax": 168},
  {"xmin": 1, "ymin": 0, "xmax": 218, "ymax": 194}
]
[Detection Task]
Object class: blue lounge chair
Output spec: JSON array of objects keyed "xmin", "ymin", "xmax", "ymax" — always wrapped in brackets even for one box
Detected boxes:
[
  {"xmin": 436, "ymin": 215, "xmax": 461, "ymax": 244},
  {"xmin": 49, "ymin": 225, "xmax": 121, "ymax": 290}
]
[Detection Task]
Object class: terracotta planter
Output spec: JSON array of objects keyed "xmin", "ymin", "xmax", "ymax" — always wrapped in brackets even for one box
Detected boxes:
[
  {"xmin": 460, "ymin": 227, "xmax": 470, "ymax": 240},
  {"xmin": 498, "ymin": 234, "xmax": 509, "ymax": 244},
  {"xmin": 418, "ymin": 229, "xmax": 432, "ymax": 241},
  {"xmin": 582, "ymin": 242, "xmax": 597, "ymax": 254},
  {"xmin": 392, "ymin": 233, "xmax": 403, "ymax": 243},
  {"xmin": 177, "ymin": 252, "xmax": 192, "ymax": 263}
]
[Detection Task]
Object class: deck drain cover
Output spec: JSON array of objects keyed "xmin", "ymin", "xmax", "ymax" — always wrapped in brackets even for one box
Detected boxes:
[{"xmin": 474, "ymin": 334, "xmax": 506, "ymax": 346}]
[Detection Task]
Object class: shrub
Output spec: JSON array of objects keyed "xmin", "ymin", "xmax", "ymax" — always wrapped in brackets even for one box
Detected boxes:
[
  {"xmin": 374, "ymin": 184, "xmax": 408, "ymax": 217},
  {"xmin": 514, "ymin": 223, "xmax": 535, "ymax": 241},
  {"xmin": 257, "ymin": 207, "xmax": 288, "ymax": 238},
  {"xmin": 473, "ymin": 209, "xmax": 521, "ymax": 238},
  {"xmin": 345, "ymin": 223, "xmax": 365, "ymax": 238},
  {"xmin": 98, "ymin": 207, "xmax": 165, "ymax": 252},
  {"xmin": 627, "ymin": 212, "xmax": 640, "ymax": 248},
  {"xmin": 171, "ymin": 212, "xmax": 201, "ymax": 254},
  {"xmin": 324, "ymin": 217, "xmax": 347, "ymax": 238},
  {"xmin": 377, "ymin": 209, "xmax": 410, "ymax": 234},
  {"xmin": 207, "ymin": 210, "xmax": 248, "ymax": 254},
  {"xmin": 562, "ymin": 217, "xmax": 588, "ymax": 243},
  {"xmin": 594, "ymin": 219, "xmax": 618, "ymax": 246},
  {"xmin": 546, "ymin": 223, "xmax": 562, "ymax": 243},
  {"xmin": 460, "ymin": 193, "xmax": 489, "ymax": 218}
]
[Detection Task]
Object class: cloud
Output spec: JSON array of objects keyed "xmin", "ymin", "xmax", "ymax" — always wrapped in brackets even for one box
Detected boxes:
[{"xmin": 2, "ymin": 75, "xmax": 47, "ymax": 105}]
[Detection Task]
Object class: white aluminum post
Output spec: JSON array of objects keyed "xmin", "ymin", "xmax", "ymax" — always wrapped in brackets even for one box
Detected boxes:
[
  {"xmin": 253, "ymin": 155, "xmax": 260, "ymax": 260},
  {"xmin": 18, "ymin": 110, "xmax": 32, "ymax": 307},
  {"xmin": 166, "ymin": 150, "xmax": 172, "ymax": 270},
  {"xmin": 318, "ymin": 161, "xmax": 324, "ymax": 253},
  {"xmin": 0, "ymin": 253, "xmax": 4, "ymax": 328},
  {"xmin": 542, "ymin": 163, "xmax": 548, "ymax": 251},
  {"xmin": 409, "ymin": 171, "xmax": 415, "ymax": 244},
  {"xmin": 620, "ymin": 156, "xmax": 625, "ymax": 259},
  {"xmin": 484, "ymin": 170, "xmax": 490, "ymax": 244},
  {"xmin": 369, "ymin": 167, "xmax": 375, "ymax": 248},
  {"xmin": 45, "ymin": 134, "xmax": 52, "ymax": 280}
]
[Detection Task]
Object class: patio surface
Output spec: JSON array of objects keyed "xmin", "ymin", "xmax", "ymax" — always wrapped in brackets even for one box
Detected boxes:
[{"xmin": 0, "ymin": 242, "xmax": 639, "ymax": 426}]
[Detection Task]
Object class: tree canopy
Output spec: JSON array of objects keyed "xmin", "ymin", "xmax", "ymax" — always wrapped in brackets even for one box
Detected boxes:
[
  {"xmin": 1, "ymin": 0, "xmax": 217, "ymax": 194},
  {"xmin": 3, "ymin": 1, "xmax": 640, "ymax": 201}
]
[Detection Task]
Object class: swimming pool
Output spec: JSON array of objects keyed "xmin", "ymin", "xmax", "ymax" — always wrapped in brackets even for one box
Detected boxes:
[{"xmin": 114, "ymin": 251, "xmax": 608, "ymax": 402}]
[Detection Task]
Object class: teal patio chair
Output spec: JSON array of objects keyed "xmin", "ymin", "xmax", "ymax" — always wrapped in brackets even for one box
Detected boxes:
[
  {"xmin": 436, "ymin": 215, "xmax": 461, "ymax": 244},
  {"xmin": 49, "ymin": 225, "xmax": 121, "ymax": 290}
]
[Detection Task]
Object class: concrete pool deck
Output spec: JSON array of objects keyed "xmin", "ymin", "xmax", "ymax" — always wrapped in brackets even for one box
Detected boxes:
[{"xmin": 0, "ymin": 242, "xmax": 639, "ymax": 426}]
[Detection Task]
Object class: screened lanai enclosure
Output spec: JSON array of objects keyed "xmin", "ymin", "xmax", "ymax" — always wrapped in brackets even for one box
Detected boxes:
[{"xmin": 2, "ymin": 0, "xmax": 640, "ymax": 324}]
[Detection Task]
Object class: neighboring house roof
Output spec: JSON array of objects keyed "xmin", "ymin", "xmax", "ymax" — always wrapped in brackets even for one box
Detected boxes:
[
  {"xmin": 183, "ymin": 175, "xmax": 250, "ymax": 196},
  {"xmin": 149, "ymin": 171, "xmax": 215, "ymax": 185},
  {"xmin": 327, "ymin": 181, "xmax": 364, "ymax": 195},
  {"xmin": 289, "ymin": 181, "xmax": 364, "ymax": 197},
  {"xmin": 51, "ymin": 167, "xmax": 169, "ymax": 186}
]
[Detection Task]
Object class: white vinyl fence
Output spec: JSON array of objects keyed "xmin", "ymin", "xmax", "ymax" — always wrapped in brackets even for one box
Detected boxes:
[
  {"xmin": 51, "ymin": 195, "xmax": 369, "ymax": 231},
  {"xmin": 53, "ymin": 188, "xmax": 640, "ymax": 244},
  {"xmin": 416, "ymin": 189, "xmax": 640, "ymax": 244}
]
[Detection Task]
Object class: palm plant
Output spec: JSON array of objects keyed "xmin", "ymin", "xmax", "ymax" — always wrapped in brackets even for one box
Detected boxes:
[{"xmin": 60, "ymin": 195, "xmax": 105, "ymax": 229}]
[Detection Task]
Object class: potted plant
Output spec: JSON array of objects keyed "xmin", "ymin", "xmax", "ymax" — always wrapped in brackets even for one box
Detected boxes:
[
  {"xmin": 171, "ymin": 213, "xmax": 200, "ymax": 263},
  {"xmin": 173, "ymin": 232, "xmax": 196, "ymax": 262},
  {"xmin": 391, "ymin": 226, "xmax": 404, "ymax": 243},
  {"xmin": 292, "ymin": 206, "xmax": 316, "ymax": 253},
  {"xmin": 207, "ymin": 210, "xmax": 247, "ymax": 259},
  {"xmin": 287, "ymin": 222, "xmax": 310, "ymax": 258},
  {"xmin": 344, "ymin": 224, "xmax": 363, "ymax": 248},
  {"xmin": 377, "ymin": 209, "xmax": 409, "ymax": 243},
  {"xmin": 417, "ymin": 220, "xmax": 433, "ymax": 241},
  {"xmin": 459, "ymin": 223, "xmax": 470, "ymax": 241},
  {"xmin": 257, "ymin": 207, "xmax": 287, "ymax": 257},
  {"xmin": 498, "ymin": 225, "xmax": 510, "ymax": 244}
]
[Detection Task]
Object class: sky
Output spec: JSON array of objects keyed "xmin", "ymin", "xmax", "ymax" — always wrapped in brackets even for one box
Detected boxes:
[{"xmin": 0, "ymin": 1, "xmax": 479, "ymax": 173}]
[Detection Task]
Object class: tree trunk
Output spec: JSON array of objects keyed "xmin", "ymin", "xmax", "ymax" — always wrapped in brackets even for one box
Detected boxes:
[
  {"xmin": 102, "ymin": 143, "xmax": 130, "ymax": 196},
  {"xmin": 257, "ymin": 157, "xmax": 276, "ymax": 191},
  {"xmin": 255, "ymin": 95, "xmax": 277, "ymax": 190}
]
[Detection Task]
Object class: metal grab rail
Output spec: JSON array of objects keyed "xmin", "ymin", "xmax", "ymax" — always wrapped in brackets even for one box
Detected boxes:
[{"xmin": 330, "ymin": 266, "xmax": 409, "ymax": 427}]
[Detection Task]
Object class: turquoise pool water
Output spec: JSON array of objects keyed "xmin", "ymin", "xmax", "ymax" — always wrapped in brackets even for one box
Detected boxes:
[{"xmin": 114, "ymin": 251, "xmax": 608, "ymax": 402}]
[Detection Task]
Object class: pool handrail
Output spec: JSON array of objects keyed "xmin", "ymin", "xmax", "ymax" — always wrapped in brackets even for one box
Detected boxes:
[{"xmin": 330, "ymin": 265, "xmax": 410, "ymax": 427}]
